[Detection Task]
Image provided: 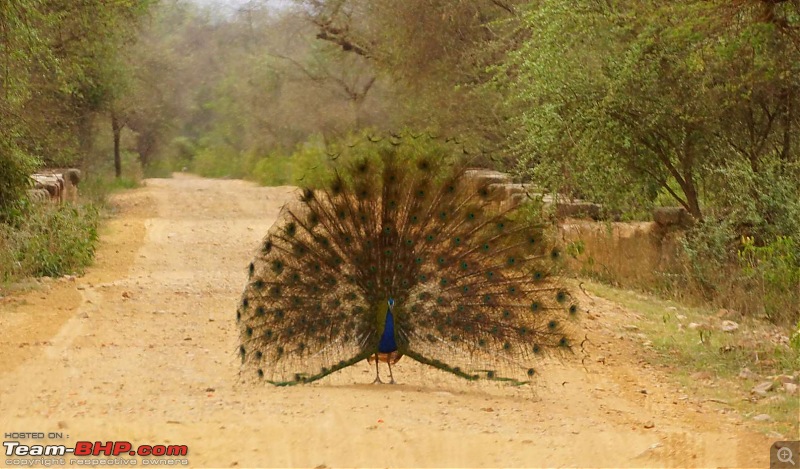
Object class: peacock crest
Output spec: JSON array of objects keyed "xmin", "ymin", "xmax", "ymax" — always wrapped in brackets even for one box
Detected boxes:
[{"xmin": 237, "ymin": 136, "xmax": 578, "ymax": 385}]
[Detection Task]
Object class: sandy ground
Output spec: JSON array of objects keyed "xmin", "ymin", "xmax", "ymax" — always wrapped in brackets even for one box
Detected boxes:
[{"xmin": 0, "ymin": 174, "xmax": 777, "ymax": 468}]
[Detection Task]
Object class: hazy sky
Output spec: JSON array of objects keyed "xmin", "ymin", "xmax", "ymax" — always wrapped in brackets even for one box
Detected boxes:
[{"xmin": 188, "ymin": 0, "xmax": 289, "ymax": 9}]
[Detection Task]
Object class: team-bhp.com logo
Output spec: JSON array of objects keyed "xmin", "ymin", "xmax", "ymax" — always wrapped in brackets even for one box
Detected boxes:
[{"xmin": 4, "ymin": 440, "xmax": 188, "ymax": 466}]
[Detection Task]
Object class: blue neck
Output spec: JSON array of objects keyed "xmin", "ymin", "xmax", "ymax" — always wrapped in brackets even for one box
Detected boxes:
[{"xmin": 378, "ymin": 307, "xmax": 398, "ymax": 353}]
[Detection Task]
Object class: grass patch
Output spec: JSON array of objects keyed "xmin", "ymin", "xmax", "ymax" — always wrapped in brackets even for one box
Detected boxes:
[
  {"xmin": 0, "ymin": 202, "xmax": 99, "ymax": 282},
  {"xmin": 584, "ymin": 280, "xmax": 800, "ymax": 437},
  {"xmin": 0, "ymin": 161, "xmax": 141, "ymax": 288}
]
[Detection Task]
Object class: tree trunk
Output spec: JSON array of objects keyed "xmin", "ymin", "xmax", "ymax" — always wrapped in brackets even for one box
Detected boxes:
[{"xmin": 112, "ymin": 113, "xmax": 123, "ymax": 178}]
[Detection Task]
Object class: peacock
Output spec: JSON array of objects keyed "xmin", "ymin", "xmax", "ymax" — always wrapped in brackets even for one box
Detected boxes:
[{"xmin": 237, "ymin": 136, "xmax": 578, "ymax": 386}]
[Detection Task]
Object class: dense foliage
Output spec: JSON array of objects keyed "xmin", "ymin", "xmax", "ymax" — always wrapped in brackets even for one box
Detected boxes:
[{"xmin": 1, "ymin": 0, "xmax": 797, "ymax": 321}]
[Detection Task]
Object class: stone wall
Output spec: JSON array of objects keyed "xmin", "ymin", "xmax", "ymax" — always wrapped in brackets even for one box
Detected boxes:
[
  {"xmin": 464, "ymin": 168, "xmax": 693, "ymax": 287},
  {"xmin": 28, "ymin": 169, "xmax": 81, "ymax": 203}
]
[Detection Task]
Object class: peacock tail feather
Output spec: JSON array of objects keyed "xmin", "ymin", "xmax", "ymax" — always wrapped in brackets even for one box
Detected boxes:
[{"xmin": 237, "ymin": 136, "xmax": 578, "ymax": 386}]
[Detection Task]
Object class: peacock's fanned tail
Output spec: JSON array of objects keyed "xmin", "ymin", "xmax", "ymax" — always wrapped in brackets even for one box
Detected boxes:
[{"xmin": 237, "ymin": 138, "xmax": 578, "ymax": 385}]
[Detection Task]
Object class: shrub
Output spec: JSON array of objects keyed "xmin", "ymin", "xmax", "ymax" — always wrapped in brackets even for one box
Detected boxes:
[
  {"xmin": 738, "ymin": 236, "xmax": 800, "ymax": 324},
  {"xmin": 1, "ymin": 202, "xmax": 99, "ymax": 281}
]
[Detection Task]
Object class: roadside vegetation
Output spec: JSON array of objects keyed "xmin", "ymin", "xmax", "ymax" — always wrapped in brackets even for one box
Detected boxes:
[{"xmin": 584, "ymin": 281, "xmax": 799, "ymax": 437}]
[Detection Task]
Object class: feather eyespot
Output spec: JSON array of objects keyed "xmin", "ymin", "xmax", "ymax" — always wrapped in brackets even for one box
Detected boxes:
[{"xmin": 300, "ymin": 188, "xmax": 315, "ymax": 202}]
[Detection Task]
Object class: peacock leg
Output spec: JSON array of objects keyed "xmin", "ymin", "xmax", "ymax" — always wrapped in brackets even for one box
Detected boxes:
[
  {"xmin": 372, "ymin": 359, "xmax": 383, "ymax": 384},
  {"xmin": 387, "ymin": 360, "xmax": 395, "ymax": 384}
]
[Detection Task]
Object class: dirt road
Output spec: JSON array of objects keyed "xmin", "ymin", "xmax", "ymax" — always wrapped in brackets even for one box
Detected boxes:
[{"xmin": 0, "ymin": 174, "xmax": 775, "ymax": 467}]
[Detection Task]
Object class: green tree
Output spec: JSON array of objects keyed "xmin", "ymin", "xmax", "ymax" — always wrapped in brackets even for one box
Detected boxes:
[{"xmin": 495, "ymin": 0, "xmax": 799, "ymax": 222}]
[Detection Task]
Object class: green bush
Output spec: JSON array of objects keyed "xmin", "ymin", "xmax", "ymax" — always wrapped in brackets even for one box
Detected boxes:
[
  {"xmin": 251, "ymin": 153, "xmax": 294, "ymax": 186},
  {"xmin": 680, "ymin": 219, "xmax": 738, "ymax": 298},
  {"xmin": 0, "ymin": 144, "xmax": 40, "ymax": 218},
  {"xmin": 738, "ymin": 236, "xmax": 800, "ymax": 324},
  {"xmin": 192, "ymin": 145, "xmax": 245, "ymax": 178},
  {"xmin": 1, "ymin": 202, "xmax": 99, "ymax": 281}
]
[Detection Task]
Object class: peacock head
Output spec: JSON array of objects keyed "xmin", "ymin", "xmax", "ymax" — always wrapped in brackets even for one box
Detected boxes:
[{"xmin": 388, "ymin": 298, "xmax": 395, "ymax": 308}]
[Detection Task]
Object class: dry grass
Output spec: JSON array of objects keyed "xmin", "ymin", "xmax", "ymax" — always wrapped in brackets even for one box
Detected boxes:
[
  {"xmin": 560, "ymin": 220, "xmax": 800, "ymax": 324},
  {"xmin": 584, "ymin": 280, "xmax": 800, "ymax": 438}
]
